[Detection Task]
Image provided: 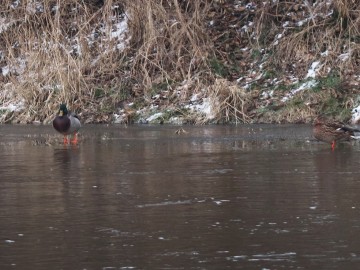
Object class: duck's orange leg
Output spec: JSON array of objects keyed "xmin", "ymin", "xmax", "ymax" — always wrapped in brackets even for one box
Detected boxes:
[
  {"xmin": 331, "ymin": 140, "xmax": 336, "ymax": 151},
  {"xmin": 71, "ymin": 133, "xmax": 78, "ymax": 145},
  {"xmin": 63, "ymin": 135, "xmax": 69, "ymax": 145}
]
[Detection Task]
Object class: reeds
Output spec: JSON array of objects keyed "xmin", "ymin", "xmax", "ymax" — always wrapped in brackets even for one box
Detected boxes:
[
  {"xmin": 0, "ymin": 0, "xmax": 128, "ymax": 123},
  {"xmin": 205, "ymin": 79, "xmax": 253, "ymax": 124},
  {"xmin": 128, "ymin": 0, "xmax": 211, "ymax": 89},
  {"xmin": 0, "ymin": 0, "xmax": 358, "ymax": 124},
  {"xmin": 261, "ymin": 0, "xmax": 360, "ymax": 78},
  {"xmin": 0, "ymin": 0, "xmax": 213, "ymax": 123}
]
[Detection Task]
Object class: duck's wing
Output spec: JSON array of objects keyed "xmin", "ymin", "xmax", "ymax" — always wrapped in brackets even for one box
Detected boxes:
[
  {"xmin": 325, "ymin": 120, "xmax": 344, "ymax": 130},
  {"xmin": 69, "ymin": 112, "xmax": 80, "ymax": 120},
  {"xmin": 333, "ymin": 121, "xmax": 360, "ymax": 133},
  {"xmin": 325, "ymin": 120, "xmax": 359, "ymax": 133},
  {"xmin": 68, "ymin": 112, "xmax": 81, "ymax": 133},
  {"xmin": 340, "ymin": 125, "xmax": 360, "ymax": 133}
]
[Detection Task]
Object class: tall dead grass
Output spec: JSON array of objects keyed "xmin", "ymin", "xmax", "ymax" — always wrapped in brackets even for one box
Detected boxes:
[
  {"xmin": 0, "ymin": 0, "xmax": 128, "ymax": 123},
  {"xmin": 0, "ymin": 0, "xmax": 214, "ymax": 123},
  {"xmin": 0, "ymin": 0, "xmax": 358, "ymax": 124},
  {"xmin": 204, "ymin": 79, "xmax": 254, "ymax": 124},
  {"xmin": 260, "ymin": 0, "xmax": 360, "ymax": 77},
  {"xmin": 127, "ymin": 0, "xmax": 211, "ymax": 91}
]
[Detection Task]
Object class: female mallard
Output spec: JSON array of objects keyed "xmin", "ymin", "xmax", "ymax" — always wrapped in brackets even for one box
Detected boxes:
[
  {"xmin": 53, "ymin": 104, "xmax": 81, "ymax": 145},
  {"xmin": 313, "ymin": 116, "xmax": 360, "ymax": 150}
]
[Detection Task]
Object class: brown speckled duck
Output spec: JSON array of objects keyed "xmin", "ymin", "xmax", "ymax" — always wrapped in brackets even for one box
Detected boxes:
[
  {"xmin": 53, "ymin": 104, "xmax": 81, "ymax": 145},
  {"xmin": 313, "ymin": 116, "xmax": 360, "ymax": 150}
]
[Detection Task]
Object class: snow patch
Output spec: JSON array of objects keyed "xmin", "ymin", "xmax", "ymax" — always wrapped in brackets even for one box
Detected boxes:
[
  {"xmin": 102, "ymin": 13, "xmax": 130, "ymax": 51},
  {"xmin": 1, "ymin": 57, "xmax": 27, "ymax": 77},
  {"xmin": 185, "ymin": 98, "xmax": 214, "ymax": 119},
  {"xmin": 281, "ymin": 80, "xmax": 317, "ymax": 102},
  {"xmin": 305, "ymin": 61, "xmax": 322, "ymax": 78},
  {"xmin": 113, "ymin": 113, "xmax": 127, "ymax": 124},
  {"xmin": 146, "ymin": 112, "xmax": 164, "ymax": 122},
  {"xmin": 26, "ymin": 1, "xmax": 44, "ymax": 14},
  {"xmin": 168, "ymin": 116, "xmax": 183, "ymax": 125},
  {"xmin": 190, "ymin": 93, "xmax": 200, "ymax": 102},
  {"xmin": 111, "ymin": 18, "xmax": 130, "ymax": 50},
  {"xmin": 282, "ymin": 21, "xmax": 290, "ymax": 27},
  {"xmin": 10, "ymin": 0, "xmax": 20, "ymax": 9},
  {"xmin": 273, "ymin": 32, "xmax": 284, "ymax": 46},
  {"xmin": 351, "ymin": 104, "xmax": 360, "ymax": 125},
  {"xmin": 0, "ymin": 17, "xmax": 15, "ymax": 34},
  {"xmin": 297, "ymin": 18, "xmax": 310, "ymax": 27},
  {"xmin": 260, "ymin": 90, "xmax": 274, "ymax": 99},
  {"xmin": 0, "ymin": 100, "xmax": 25, "ymax": 112},
  {"xmin": 338, "ymin": 52, "xmax": 350, "ymax": 62},
  {"xmin": 320, "ymin": 50, "xmax": 329, "ymax": 57},
  {"xmin": 2, "ymin": 66, "xmax": 10, "ymax": 76}
]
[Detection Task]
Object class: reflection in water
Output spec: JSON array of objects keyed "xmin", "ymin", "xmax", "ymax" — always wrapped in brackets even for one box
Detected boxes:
[{"xmin": 1, "ymin": 125, "xmax": 360, "ymax": 269}]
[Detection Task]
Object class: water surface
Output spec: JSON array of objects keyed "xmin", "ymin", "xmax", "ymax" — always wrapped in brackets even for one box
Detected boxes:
[{"xmin": 1, "ymin": 124, "xmax": 360, "ymax": 269}]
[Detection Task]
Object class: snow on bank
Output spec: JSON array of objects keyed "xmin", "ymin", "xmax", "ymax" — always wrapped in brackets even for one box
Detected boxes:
[
  {"xmin": 0, "ymin": 17, "xmax": 15, "ymax": 34},
  {"xmin": 146, "ymin": 112, "xmax": 164, "ymax": 122},
  {"xmin": 351, "ymin": 104, "xmax": 360, "ymax": 125},
  {"xmin": 1, "ymin": 4, "xmax": 130, "ymax": 73},
  {"xmin": 305, "ymin": 61, "xmax": 322, "ymax": 79},
  {"xmin": 1, "ymin": 58, "xmax": 26, "ymax": 77},
  {"xmin": 0, "ymin": 100, "xmax": 24, "ymax": 112},
  {"xmin": 0, "ymin": 4, "xmax": 130, "ymax": 119},
  {"xmin": 0, "ymin": 1, "xmax": 357, "ymax": 124},
  {"xmin": 280, "ymin": 61, "xmax": 321, "ymax": 102},
  {"xmin": 98, "ymin": 10, "xmax": 130, "ymax": 52},
  {"xmin": 338, "ymin": 52, "xmax": 350, "ymax": 62},
  {"xmin": 110, "ymin": 17, "xmax": 130, "ymax": 51},
  {"xmin": 281, "ymin": 80, "xmax": 318, "ymax": 102},
  {"xmin": 185, "ymin": 94, "xmax": 215, "ymax": 120}
]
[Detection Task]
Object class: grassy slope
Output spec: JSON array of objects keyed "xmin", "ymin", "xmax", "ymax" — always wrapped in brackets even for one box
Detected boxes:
[{"xmin": 0, "ymin": 0, "xmax": 359, "ymax": 124}]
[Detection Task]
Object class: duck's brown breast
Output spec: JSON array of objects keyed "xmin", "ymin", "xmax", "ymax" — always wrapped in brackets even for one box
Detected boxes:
[{"xmin": 53, "ymin": 116, "xmax": 71, "ymax": 134}]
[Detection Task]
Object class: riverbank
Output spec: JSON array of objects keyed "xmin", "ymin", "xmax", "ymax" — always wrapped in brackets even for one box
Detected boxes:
[{"xmin": 0, "ymin": 1, "xmax": 359, "ymax": 124}]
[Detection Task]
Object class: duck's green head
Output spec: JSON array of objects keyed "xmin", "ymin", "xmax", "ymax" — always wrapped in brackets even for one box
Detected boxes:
[{"xmin": 59, "ymin": 104, "xmax": 68, "ymax": 116}]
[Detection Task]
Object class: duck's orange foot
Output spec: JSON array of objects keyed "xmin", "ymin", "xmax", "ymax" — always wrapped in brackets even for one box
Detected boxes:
[
  {"xmin": 63, "ymin": 136, "xmax": 69, "ymax": 145},
  {"xmin": 71, "ymin": 133, "xmax": 78, "ymax": 145},
  {"xmin": 331, "ymin": 141, "xmax": 336, "ymax": 151},
  {"xmin": 71, "ymin": 139, "xmax": 78, "ymax": 145}
]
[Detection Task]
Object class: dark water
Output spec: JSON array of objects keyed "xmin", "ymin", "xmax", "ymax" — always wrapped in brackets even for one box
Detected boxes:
[{"xmin": 1, "ymin": 124, "xmax": 360, "ymax": 269}]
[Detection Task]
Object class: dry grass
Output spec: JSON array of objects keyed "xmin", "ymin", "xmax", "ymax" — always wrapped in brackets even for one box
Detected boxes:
[
  {"xmin": 128, "ymin": 0, "xmax": 211, "ymax": 90},
  {"xmin": 0, "ymin": 0, "xmax": 213, "ymax": 123},
  {"xmin": 258, "ymin": 87, "xmax": 353, "ymax": 124},
  {"xmin": 0, "ymin": 0, "xmax": 128, "ymax": 123},
  {"xmin": 202, "ymin": 79, "xmax": 254, "ymax": 124},
  {"xmin": 0, "ymin": 0, "xmax": 358, "ymax": 124},
  {"xmin": 262, "ymin": 0, "xmax": 360, "ymax": 77}
]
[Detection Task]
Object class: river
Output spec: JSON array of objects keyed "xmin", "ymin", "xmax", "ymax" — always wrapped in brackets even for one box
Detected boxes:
[{"xmin": 1, "ymin": 124, "xmax": 360, "ymax": 269}]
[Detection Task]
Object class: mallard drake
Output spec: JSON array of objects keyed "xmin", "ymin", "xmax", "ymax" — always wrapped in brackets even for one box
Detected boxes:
[
  {"xmin": 53, "ymin": 104, "xmax": 81, "ymax": 145},
  {"xmin": 313, "ymin": 116, "xmax": 360, "ymax": 150}
]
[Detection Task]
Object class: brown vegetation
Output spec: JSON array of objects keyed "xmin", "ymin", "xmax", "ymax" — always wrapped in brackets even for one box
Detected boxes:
[{"xmin": 0, "ymin": 0, "xmax": 359, "ymax": 124}]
